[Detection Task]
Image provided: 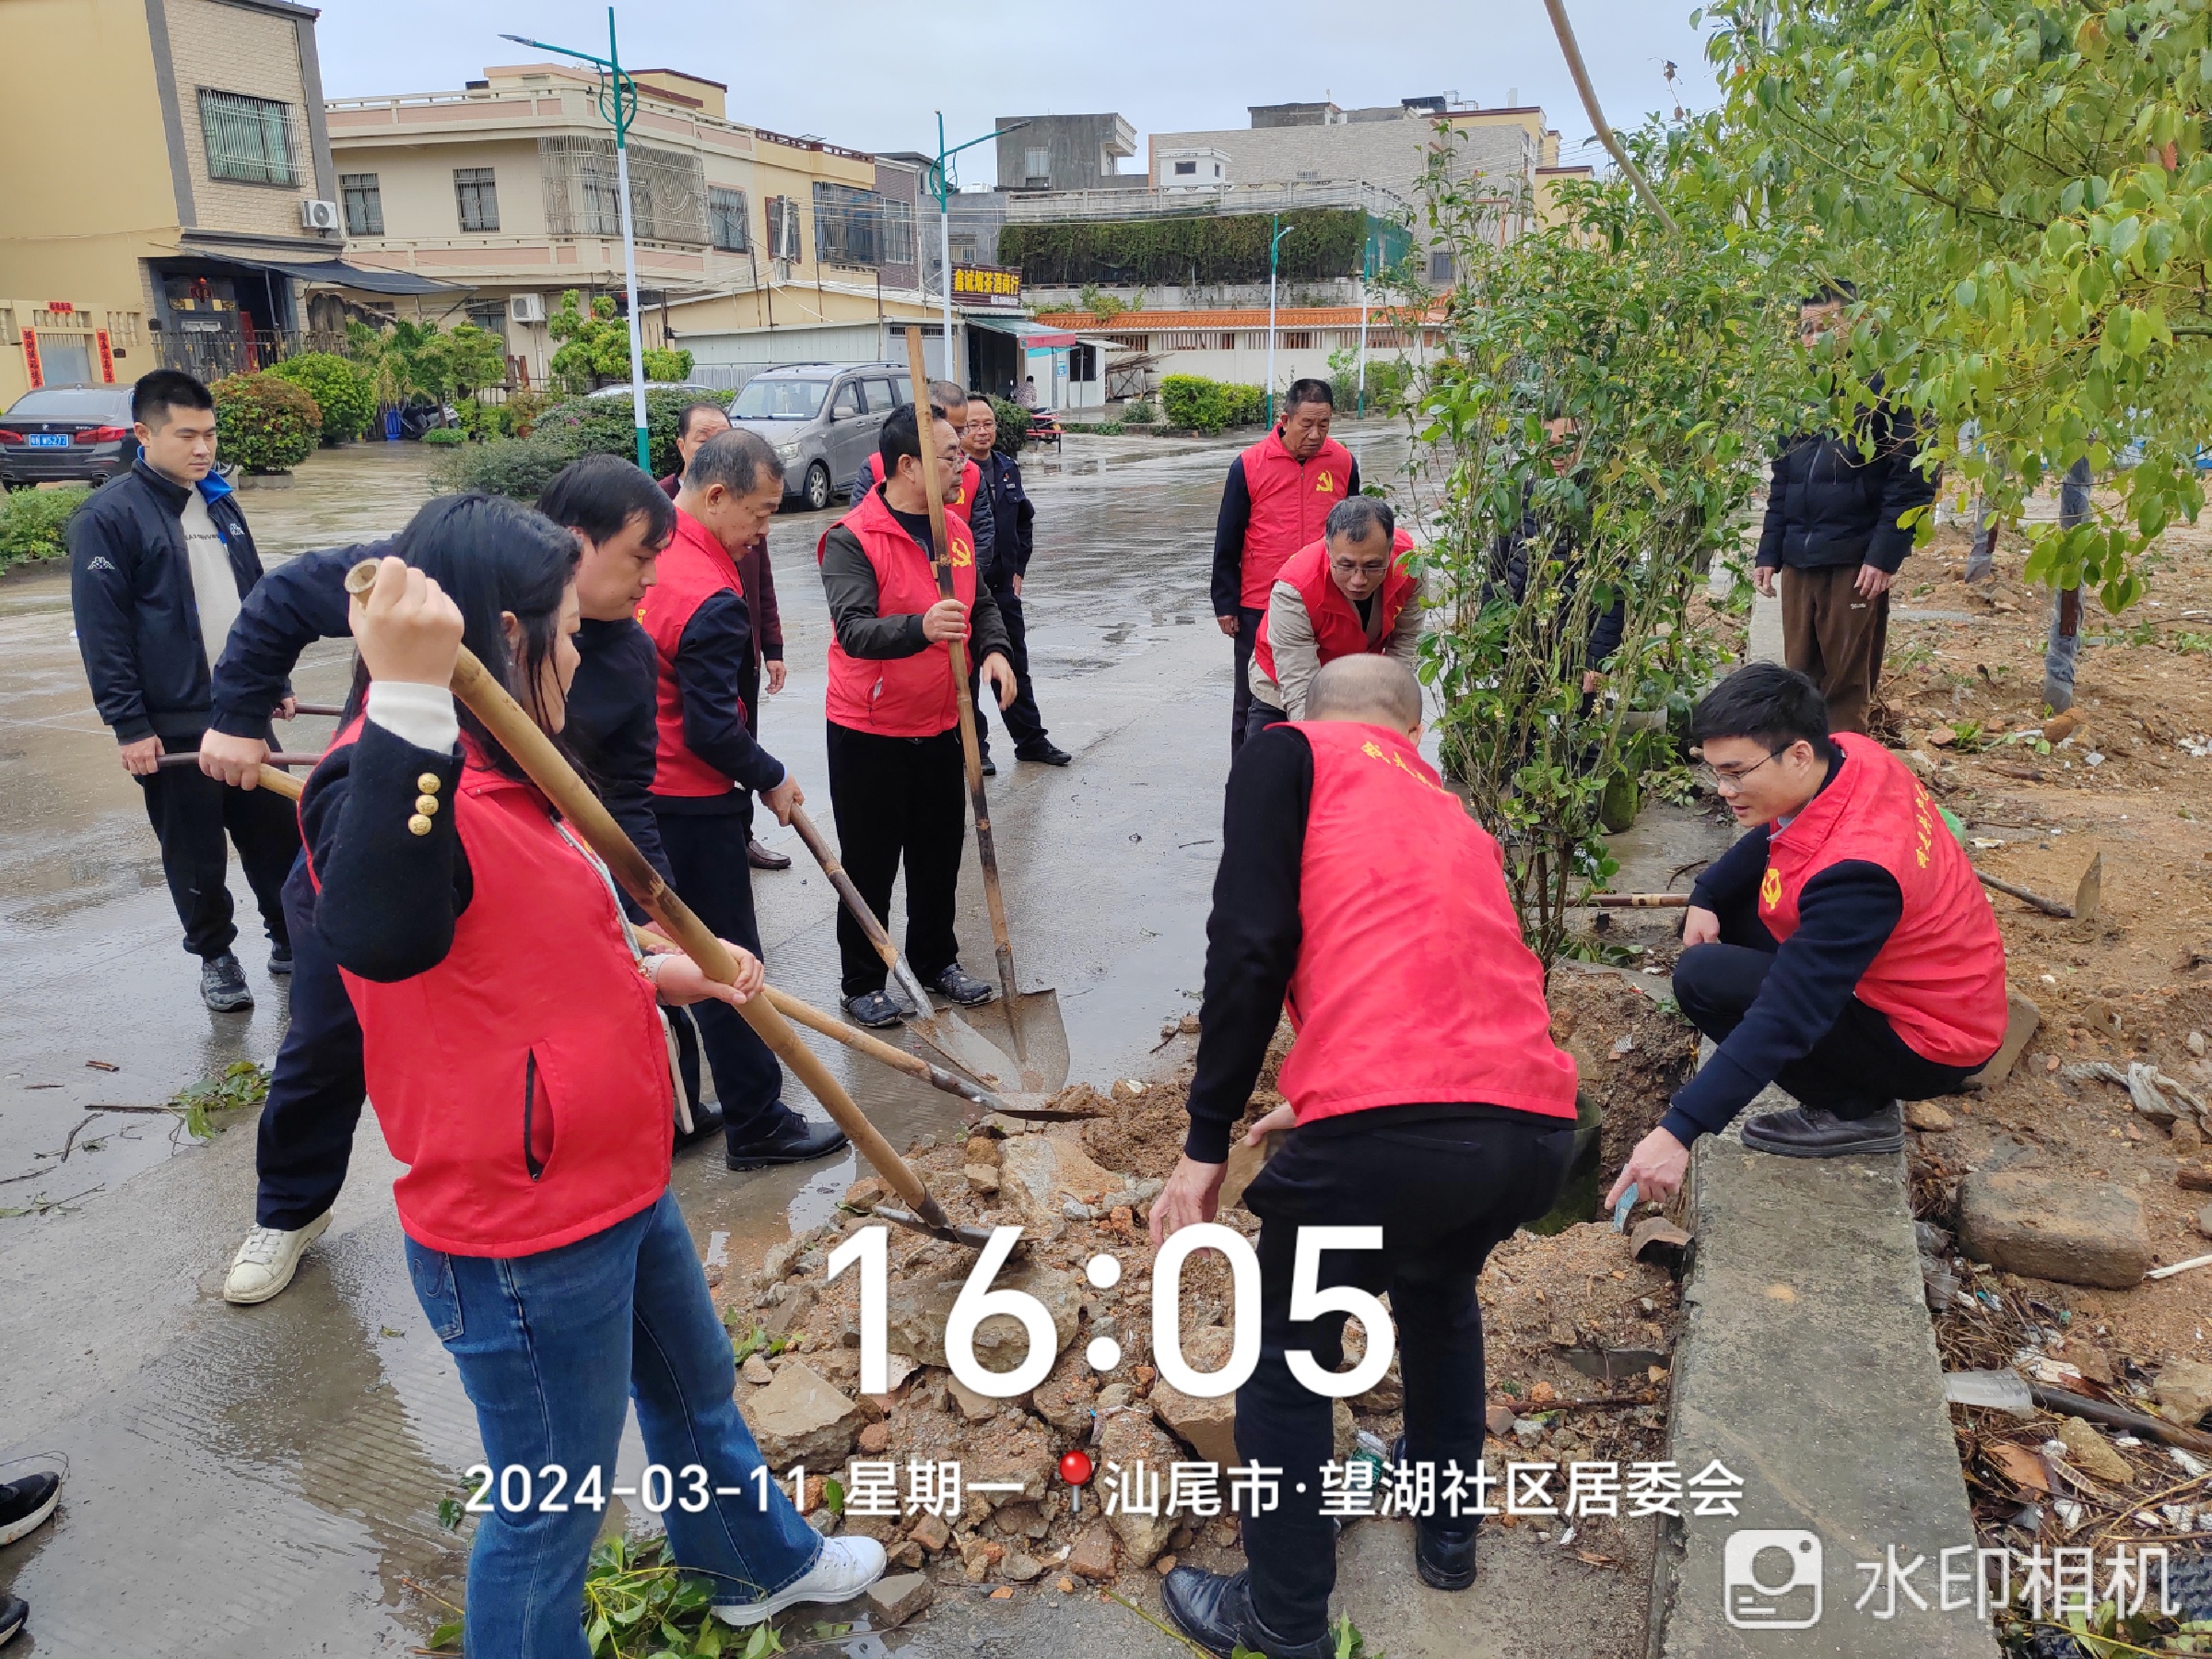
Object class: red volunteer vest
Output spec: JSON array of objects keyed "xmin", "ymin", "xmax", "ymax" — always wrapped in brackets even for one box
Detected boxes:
[
  {"xmin": 304, "ymin": 724, "xmax": 672, "ymax": 1257},
  {"xmin": 637, "ymin": 509, "xmax": 747, "ymax": 798},
  {"xmin": 1277, "ymin": 720, "xmax": 1580, "ymax": 1124},
  {"xmin": 1238, "ymin": 431, "xmax": 1355, "ymax": 607},
  {"xmin": 818, "ymin": 488, "xmax": 978, "ymax": 738},
  {"xmin": 1759, "ymin": 732, "xmax": 2008, "ymax": 1066},
  {"xmin": 869, "ymin": 451, "xmax": 976, "ymax": 528},
  {"xmin": 1252, "ymin": 529, "xmax": 1418, "ymax": 687}
]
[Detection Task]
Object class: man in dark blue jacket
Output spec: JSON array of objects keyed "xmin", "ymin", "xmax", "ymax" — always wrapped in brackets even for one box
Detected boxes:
[
  {"xmin": 69, "ymin": 370, "xmax": 299, "ymax": 1013},
  {"xmin": 962, "ymin": 402, "xmax": 1069, "ymax": 767},
  {"xmin": 205, "ymin": 457, "xmax": 693, "ymax": 1303}
]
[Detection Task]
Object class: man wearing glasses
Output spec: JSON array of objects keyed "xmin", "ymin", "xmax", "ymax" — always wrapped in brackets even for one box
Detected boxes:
[
  {"xmin": 1607, "ymin": 664, "xmax": 2008, "ymax": 1206},
  {"xmin": 1243, "ymin": 496, "xmax": 1420, "ymax": 744}
]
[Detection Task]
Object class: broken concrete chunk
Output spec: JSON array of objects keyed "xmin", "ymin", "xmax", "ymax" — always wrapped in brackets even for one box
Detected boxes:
[
  {"xmin": 1906, "ymin": 1100, "xmax": 1957, "ymax": 1133},
  {"xmin": 1002, "ymin": 1550, "xmax": 1046, "ymax": 1583},
  {"xmin": 964, "ymin": 1163, "xmax": 1001, "ymax": 1195},
  {"xmin": 740, "ymin": 1353, "xmax": 774, "ymax": 1386},
  {"xmin": 2154, "ymin": 1359, "xmax": 2212, "ymax": 1430},
  {"xmin": 885, "ymin": 1263, "xmax": 1080, "ymax": 1369},
  {"xmin": 1099, "ymin": 1407, "xmax": 1181, "ymax": 1567},
  {"xmin": 1068, "ymin": 1523, "xmax": 1120, "ymax": 1581},
  {"xmin": 947, "ymin": 1374, "xmax": 1000, "ymax": 1423},
  {"xmin": 1957, "ymin": 1171, "xmax": 2153, "ymax": 1288},
  {"xmin": 866, "ymin": 1571, "xmax": 934, "ymax": 1628},
  {"xmin": 907, "ymin": 1512, "xmax": 951, "ymax": 1553},
  {"xmin": 746, "ymin": 1359, "xmax": 864, "ymax": 1471},
  {"xmin": 996, "ymin": 1128, "xmax": 1122, "ymax": 1221},
  {"xmin": 1152, "ymin": 1379, "xmax": 1240, "ymax": 1470}
]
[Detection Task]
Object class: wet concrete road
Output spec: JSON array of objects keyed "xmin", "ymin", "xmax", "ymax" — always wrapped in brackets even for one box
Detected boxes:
[{"xmin": 0, "ymin": 426, "xmax": 1464, "ymax": 1653}]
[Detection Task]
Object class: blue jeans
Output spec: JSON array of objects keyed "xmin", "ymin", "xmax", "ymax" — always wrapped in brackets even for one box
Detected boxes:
[{"xmin": 406, "ymin": 1189, "xmax": 820, "ymax": 1657}]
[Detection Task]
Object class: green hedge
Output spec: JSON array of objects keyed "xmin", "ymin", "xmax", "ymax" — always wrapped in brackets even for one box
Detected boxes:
[
  {"xmin": 999, "ymin": 207, "xmax": 1369, "ymax": 286},
  {"xmin": 986, "ymin": 395, "xmax": 1029, "ymax": 456},
  {"xmin": 267, "ymin": 352, "xmax": 376, "ymax": 443},
  {"xmin": 1159, "ymin": 374, "xmax": 1267, "ymax": 434},
  {"xmin": 433, "ymin": 385, "xmax": 712, "ymax": 498},
  {"xmin": 211, "ymin": 372, "xmax": 320, "ymax": 473},
  {"xmin": 0, "ymin": 485, "xmax": 89, "ymax": 571}
]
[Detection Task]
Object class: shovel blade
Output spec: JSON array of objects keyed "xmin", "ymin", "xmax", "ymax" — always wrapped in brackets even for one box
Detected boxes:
[
  {"xmin": 910, "ymin": 991, "xmax": 1067, "ymax": 1095},
  {"xmin": 2073, "ymin": 853, "xmax": 2103, "ymax": 924}
]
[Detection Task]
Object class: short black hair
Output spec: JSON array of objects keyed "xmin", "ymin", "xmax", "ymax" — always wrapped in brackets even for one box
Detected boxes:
[
  {"xmin": 1324, "ymin": 495, "xmax": 1394, "ymax": 545},
  {"xmin": 1284, "ymin": 377, "xmax": 1335, "ymax": 415},
  {"xmin": 879, "ymin": 402, "xmax": 952, "ymax": 475},
  {"xmin": 536, "ymin": 453, "xmax": 676, "ymax": 549},
  {"xmin": 676, "ymin": 401, "xmax": 729, "ymax": 441},
  {"xmin": 1801, "ymin": 277, "xmax": 1857, "ymax": 308},
  {"xmin": 685, "ymin": 428, "xmax": 784, "ymax": 496},
  {"xmin": 132, "ymin": 370, "xmax": 213, "ymax": 429},
  {"xmin": 1691, "ymin": 663, "xmax": 1834, "ymax": 759}
]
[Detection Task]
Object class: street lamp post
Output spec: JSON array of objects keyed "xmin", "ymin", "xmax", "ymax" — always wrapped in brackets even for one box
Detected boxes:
[
  {"xmin": 1265, "ymin": 216, "xmax": 1294, "ymax": 425},
  {"xmin": 500, "ymin": 11, "xmax": 650, "ymax": 471},
  {"xmin": 918, "ymin": 116, "xmax": 1026, "ymax": 390}
]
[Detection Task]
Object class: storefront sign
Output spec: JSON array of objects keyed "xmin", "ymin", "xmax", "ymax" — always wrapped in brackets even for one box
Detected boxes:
[{"xmin": 952, "ymin": 265, "xmax": 1023, "ymax": 310}]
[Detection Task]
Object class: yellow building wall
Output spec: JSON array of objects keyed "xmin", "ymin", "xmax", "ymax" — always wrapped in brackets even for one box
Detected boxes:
[
  {"xmin": 338, "ymin": 139, "xmax": 552, "ymax": 240},
  {"xmin": 163, "ymin": 0, "xmax": 317, "ymax": 242}
]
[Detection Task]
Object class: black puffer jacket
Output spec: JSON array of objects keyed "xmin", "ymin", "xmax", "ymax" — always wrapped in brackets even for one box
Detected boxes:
[
  {"xmin": 69, "ymin": 458, "xmax": 267, "ymax": 743},
  {"xmin": 1758, "ymin": 383, "xmax": 1935, "ymax": 574}
]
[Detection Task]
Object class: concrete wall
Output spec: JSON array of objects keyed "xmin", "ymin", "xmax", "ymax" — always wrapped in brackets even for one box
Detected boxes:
[
  {"xmin": 164, "ymin": 0, "xmax": 320, "ymax": 240},
  {"xmin": 994, "ymin": 114, "xmax": 1140, "ymax": 193},
  {"xmin": 337, "ymin": 138, "xmax": 552, "ymax": 240},
  {"xmin": 1146, "ymin": 113, "xmax": 1535, "ymax": 227}
]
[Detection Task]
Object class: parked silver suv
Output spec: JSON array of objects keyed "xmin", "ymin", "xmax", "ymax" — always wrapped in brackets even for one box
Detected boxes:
[{"xmin": 725, "ymin": 362, "xmax": 912, "ymax": 512}]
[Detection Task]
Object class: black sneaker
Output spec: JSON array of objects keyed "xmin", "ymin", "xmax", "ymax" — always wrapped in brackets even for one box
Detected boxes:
[
  {"xmin": 200, "ymin": 952, "xmax": 253, "ymax": 1012},
  {"xmin": 0, "ymin": 1593, "xmax": 25, "ymax": 1647},
  {"xmin": 0, "ymin": 1471, "xmax": 61, "ymax": 1546},
  {"xmin": 1741, "ymin": 1100, "xmax": 1905, "ymax": 1159},
  {"xmin": 674, "ymin": 1097, "xmax": 725, "ymax": 1150},
  {"xmin": 842, "ymin": 990, "xmax": 906, "ymax": 1030},
  {"xmin": 1016, "ymin": 740, "xmax": 1072, "ymax": 767},
  {"xmin": 268, "ymin": 945, "xmax": 293, "ymax": 977},
  {"xmin": 925, "ymin": 963, "xmax": 994, "ymax": 1006},
  {"xmin": 1159, "ymin": 1567, "xmax": 1332, "ymax": 1659},
  {"xmin": 725, "ymin": 1111, "xmax": 849, "ymax": 1171}
]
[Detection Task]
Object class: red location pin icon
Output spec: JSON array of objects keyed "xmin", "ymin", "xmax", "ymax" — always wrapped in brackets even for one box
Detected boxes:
[{"xmin": 1060, "ymin": 1449, "xmax": 1093, "ymax": 1513}]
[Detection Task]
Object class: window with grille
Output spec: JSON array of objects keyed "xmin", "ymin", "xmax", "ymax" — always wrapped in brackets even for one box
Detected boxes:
[
  {"xmin": 340, "ymin": 172, "xmax": 384, "ymax": 236},
  {"xmin": 764, "ymin": 196, "xmax": 803, "ymax": 261},
  {"xmin": 1282, "ymin": 331, "xmax": 1313, "ymax": 350},
  {"xmin": 454, "ymin": 168, "xmax": 501, "ymax": 232},
  {"xmin": 197, "ymin": 89, "xmax": 298, "ymax": 185},
  {"xmin": 535, "ymin": 136, "xmax": 706, "ymax": 244},
  {"xmin": 812, "ymin": 182, "xmax": 912, "ymax": 267},
  {"xmin": 1429, "ymin": 249, "xmax": 1454, "ymax": 284},
  {"xmin": 709, "ymin": 186, "xmax": 749, "ymax": 252}
]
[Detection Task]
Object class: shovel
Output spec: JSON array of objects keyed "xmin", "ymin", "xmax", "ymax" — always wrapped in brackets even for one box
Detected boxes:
[
  {"xmin": 900, "ymin": 330, "xmax": 1068, "ymax": 1094},
  {"xmin": 327, "ymin": 560, "xmax": 994, "ymax": 1252},
  {"xmin": 785, "ymin": 804, "xmax": 1030, "ymax": 1090}
]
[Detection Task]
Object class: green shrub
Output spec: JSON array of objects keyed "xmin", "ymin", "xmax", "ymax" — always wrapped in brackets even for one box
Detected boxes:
[
  {"xmin": 211, "ymin": 372, "xmax": 320, "ymax": 473},
  {"xmin": 641, "ymin": 346, "xmax": 694, "ymax": 381},
  {"xmin": 266, "ymin": 352, "xmax": 376, "ymax": 443},
  {"xmin": 431, "ymin": 429, "xmax": 584, "ymax": 499},
  {"xmin": 0, "ymin": 484, "xmax": 89, "ymax": 571},
  {"xmin": 986, "ymin": 395, "xmax": 1029, "ymax": 456},
  {"xmin": 419, "ymin": 427, "xmax": 465, "ymax": 446},
  {"xmin": 1159, "ymin": 374, "xmax": 1267, "ymax": 434},
  {"xmin": 1326, "ymin": 346, "xmax": 1416, "ymax": 416},
  {"xmin": 435, "ymin": 385, "xmax": 712, "ymax": 497},
  {"xmin": 1124, "ymin": 398, "xmax": 1157, "ymax": 423}
]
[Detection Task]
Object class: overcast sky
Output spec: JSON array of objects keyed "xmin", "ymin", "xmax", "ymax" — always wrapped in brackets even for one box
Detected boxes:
[{"xmin": 315, "ymin": 1, "xmax": 1722, "ymax": 182}]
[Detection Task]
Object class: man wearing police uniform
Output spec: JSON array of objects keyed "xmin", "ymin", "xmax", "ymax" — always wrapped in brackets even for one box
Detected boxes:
[{"xmin": 961, "ymin": 400, "xmax": 1068, "ymax": 767}]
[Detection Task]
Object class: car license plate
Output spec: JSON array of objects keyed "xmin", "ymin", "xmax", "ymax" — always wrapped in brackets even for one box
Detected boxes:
[{"xmin": 27, "ymin": 433, "xmax": 69, "ymax": 448}]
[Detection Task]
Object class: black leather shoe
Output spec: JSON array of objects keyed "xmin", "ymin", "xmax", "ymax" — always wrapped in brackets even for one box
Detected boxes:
[
  {"xmin": 1741, "ymin": 1100, "xmax": 1904, "ymax": 1159},
  {"xmin": 842, "ymin": 990, "xmax": 906, "ymax": 1030},
  {"xmin": 267, "ymin": 945, "xmax": 294, "ymax": 976},
  {"xmin": 1160, "ymin": 1568, "xmax": 1332, "ymax": 1659},
  {"xmin": 1388, "ymin": 1436, "xmax": 1479, "ymax": 1589},
  {"xmin": 724, "ymin": 1112, "xmax": 849, "ymax": 1171},
  {"xmin": 1016, "ymin": 740, "xmax": 1071, "ymax": 766},
  {"xmin": 747, "ymin": 839, "xmax": 793, "ymax": 871},
  {"xmin": 926, "ymin": 963, "xmax": 995, "ymax": 1006},
  {"xmin": 980, "ymin": 754, "xmax": 997, "ymax": 777},
  {"xmin": 0, "ymin": 1592, "xmax": 26, "ymax": 1646},
  {"xmin": 200, "ymin": 952, "xmax": 253, "ymax": 1012},
  {"xmin": 674, "ymin": 1097, "xmax": 725, "ymax": 1150}
]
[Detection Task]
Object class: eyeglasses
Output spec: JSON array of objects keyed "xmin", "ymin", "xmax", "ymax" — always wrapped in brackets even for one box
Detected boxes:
[
  {"xmin": 1700, "ymin": 751, "xmax": 1780, "ymax": 794},
  {"xmin": 1329, "ymin": 557, "xmax": 1391, "ymax": 580}
]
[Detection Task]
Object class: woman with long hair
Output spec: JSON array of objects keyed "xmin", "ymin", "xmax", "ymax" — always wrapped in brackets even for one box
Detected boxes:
[{"xmin": 302, "ymin": 494, "xmax": 880, "ymax": 1654}]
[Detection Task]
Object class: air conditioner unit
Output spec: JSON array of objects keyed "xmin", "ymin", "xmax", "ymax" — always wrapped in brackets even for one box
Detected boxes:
[
  {"xmin": 300, "ymin": 198, "xmax": 341, "ymax": 231},
  {"xmin": 509, "ymin": 293, "xmax": 547, "ymax": 324}
]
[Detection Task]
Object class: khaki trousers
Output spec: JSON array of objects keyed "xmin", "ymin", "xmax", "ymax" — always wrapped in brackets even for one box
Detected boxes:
[{"xmin": 1781, "ymin": 563, "xmax": 1889, "ymax": 734}]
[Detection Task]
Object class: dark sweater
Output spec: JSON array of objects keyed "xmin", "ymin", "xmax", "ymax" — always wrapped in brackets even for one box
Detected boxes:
[
  {"xmin": 818, "ymin": 489, "xmax": 1012, "ymax": 668},
  {"xmin": 566, "ymin": 617, "xmax": 670, "ymax": 881},
  {"xmin": 303, "ymin": 720, "xmax": 470, "ymax": 983},
  {"xmin": 651, "ymin": 591, "xmax": 787, "ymax": 817},
  {"xmin": 1662, "ymin": 753, "xmax": 1905, "ymax": 1143},
  {"xmin": 1208, "ymin": 446, "xmax": 1362, "ymax": 618}
]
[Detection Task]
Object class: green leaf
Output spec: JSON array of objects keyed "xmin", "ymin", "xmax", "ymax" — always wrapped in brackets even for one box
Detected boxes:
[{"xmin": 428, "ymin": 1621, "xmax": 464, "ymax": 1651}]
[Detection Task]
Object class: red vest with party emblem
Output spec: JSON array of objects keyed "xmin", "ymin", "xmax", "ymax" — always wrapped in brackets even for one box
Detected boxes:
[
  {"xmin": 1252, "ymin": 528, "xmax": 1418, "ymax": 687},
  {"xmin": 1237, "ymin": 431, "xmax": 1355, "ymax": 607},
  {"xmin": 818, "ymin": 487, "xmax": 977, "ymax": 738},
  {"xmin": 636, "ymin": 509, "xmax": 748, "ymax": 799}
]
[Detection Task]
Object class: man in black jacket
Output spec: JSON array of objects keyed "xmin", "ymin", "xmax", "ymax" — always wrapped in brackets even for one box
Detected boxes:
[
  {"xmin": 962, "ymin": 401, "xmax": 1068, "ymax": 767},
  {"xmin": 70, "ymin": 370, "xmax": 298, "ymax": 1012},
  {"xmin": 203, "ymin": 457, "xmax": 690, "ymax": 1303},
  {"xmin": 1757, "ymin": 287, "xmax": 1936, "ymax": 734}
]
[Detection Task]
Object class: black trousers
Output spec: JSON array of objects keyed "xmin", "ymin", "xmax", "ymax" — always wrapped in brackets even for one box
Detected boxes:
[
  {"xmin": 1672, "ymin": 890, "xmax": 1983, "ymax": 1113},
  {"xmin": 653, "ymin": 807, "xmax": 786, "ymax": 1145},
  {"xmin": 1243, "ymin": 700, "xmax": 1288, "ymax": 747},
  {"xmin": 1229, "ymin": 605, "xmax": 1265, "ymax": 756},
  {"xmin": 970, "ymin": 582, "xmax": 1048, "ymax": 752},
  {"xmin": 135, "ymin": 728, "xmax": 298, "ymax": 959},
  {"xmin": 254, "ymin": 853, "xmax": 366, "ymax": 1230},
  {"xmin": 1236, "ymin": 1105, "xmax": 1575, "ymax": 1643},
  {"xmin": 824, "ymin": 721, "xmax": 965, "ymax": 997}
]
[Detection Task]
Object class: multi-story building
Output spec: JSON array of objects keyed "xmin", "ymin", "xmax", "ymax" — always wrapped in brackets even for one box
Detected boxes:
[
  {"xmin": 994, "ymin": 114, "xmax": 1144, "ymax": 194},
  {"xmin": 0, "ymin": 0, "xmax": 447, "ymax": 403},
  {"xmin": 329, "ymin": 63, "xmax": 939, "ymax": 386}
]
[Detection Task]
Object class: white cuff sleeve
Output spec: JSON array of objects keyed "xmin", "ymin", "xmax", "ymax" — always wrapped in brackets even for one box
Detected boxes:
[{"xmin": 365, "ymin": 681, "xmax": 459, "ymax": 755}]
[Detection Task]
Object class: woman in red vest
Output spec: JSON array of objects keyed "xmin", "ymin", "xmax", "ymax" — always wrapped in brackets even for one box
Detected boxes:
[
  {"xmin": 303, "ymin": 498, "xmax": 882, "ymax": 1652},
  {"xmin": 1245, "ymin": 495, "xmax": 1420, "ymax": 743},
  {"xmin": 1608, "ymin": 664, "xmax": 2008, "ymax": 1209}
]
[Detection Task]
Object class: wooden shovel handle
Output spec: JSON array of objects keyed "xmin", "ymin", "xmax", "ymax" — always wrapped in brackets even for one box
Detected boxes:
[
  {"xmin": 343, "ymin": 559, "xmax": 950, "ymax": 1229},
  {"xmin": 789, "ymin": 804, "xmax": 899, "ymax": 975}
]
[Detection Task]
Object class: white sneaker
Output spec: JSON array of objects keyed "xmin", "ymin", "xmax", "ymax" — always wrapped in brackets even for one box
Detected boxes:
[
  {"xmin": 712, "ymin": 1535, "xmax": 886, "ymax": 1627},
  {"xmin": 222, "ymin": 1212, "xmax": 332, "ymax": 1305}
]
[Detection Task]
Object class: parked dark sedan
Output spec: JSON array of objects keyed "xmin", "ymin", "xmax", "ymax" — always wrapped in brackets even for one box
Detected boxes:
[{"xmin": 0, "ymin": 386, "xmax": 138, "ymax": 490}]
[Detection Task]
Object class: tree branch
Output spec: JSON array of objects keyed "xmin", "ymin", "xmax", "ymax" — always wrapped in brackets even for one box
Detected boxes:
[{"xmin": 1544, "ymin": 0, "xmax": 1680, "ymax": 237}]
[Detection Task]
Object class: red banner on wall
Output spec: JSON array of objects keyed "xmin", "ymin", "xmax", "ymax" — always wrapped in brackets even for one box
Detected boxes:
[
  {"xmin": 20, "ymin": 329, "xmax": 41, "ymax": 389},
  {"xmin": 96, "ymin": 330, "xmax": 114, "ymax": 382}
]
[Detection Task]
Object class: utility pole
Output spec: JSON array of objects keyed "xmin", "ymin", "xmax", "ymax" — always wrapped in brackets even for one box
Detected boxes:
[
  {"xmin": 501, "ymin": 11, "xmax": 651, "ymax": 469},
  {"xmin": 919, "ymin": 116, "xmax": 1028, "ymax": 389},
  {"xmin": 1265, "ymin": 216, "xmax": 1294, "ymax": 425},
  {"xmin": 1356, "ymin": 204, "xmax": 1371, "ymax": 418}
]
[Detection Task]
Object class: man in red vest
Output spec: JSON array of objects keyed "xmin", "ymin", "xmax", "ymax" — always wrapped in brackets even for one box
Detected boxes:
[
  {"xmin": 1211, "ymin": 378, "xmax": 1359, "ymax": 754},
  {"xmin": 642, "ymin": 429, "xmax": 848, "ymax": 1171},
  {"xmin": 1150, "ymin": 654, "xmax": 1580, "ymax": 1659},
  {"xmin": 1608, "ymin": 664, "xmax": 2008, "ymax": 1208},
  {"xmin": 1245, "ymin": 495, "xmax": 1420, "ymax": 743},
  {"xmin": 818, "ymin": 404, "xmax": 1017, "ymax": 1030}
]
